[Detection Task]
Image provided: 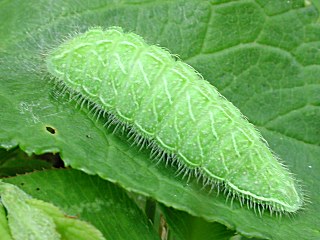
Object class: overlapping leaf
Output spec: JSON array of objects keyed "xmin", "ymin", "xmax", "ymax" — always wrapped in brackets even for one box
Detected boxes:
[{"xmin": 3, "ymin": 169, "xmax": 158, "ymax": 239}]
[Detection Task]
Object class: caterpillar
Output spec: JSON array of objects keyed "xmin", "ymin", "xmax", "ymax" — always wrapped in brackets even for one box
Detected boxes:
[{"xmin": 46, "ymin": 26, "xmax": 303, "ymax": 214}]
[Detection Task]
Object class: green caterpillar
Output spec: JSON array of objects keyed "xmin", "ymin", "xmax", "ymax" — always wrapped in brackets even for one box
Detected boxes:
[{"xmin": 46, "ymin": 26, "xmax": 302, "ymax": 214}]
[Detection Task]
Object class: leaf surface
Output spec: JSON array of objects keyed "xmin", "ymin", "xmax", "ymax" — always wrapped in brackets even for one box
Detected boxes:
[
  {"xmin": 159, "ymin": 204, "xmax": 235, "ymax": 240},
  {"xmin": 3, "ymin": 169, "xmax": 158, "ymax": 239},
  {"xmin": 0, "ymin": 203, "xmax": 13, "ymax": 240},
  {"xmin": 0, "ymin": 148, "xmax": 54, "ymax": 177}
]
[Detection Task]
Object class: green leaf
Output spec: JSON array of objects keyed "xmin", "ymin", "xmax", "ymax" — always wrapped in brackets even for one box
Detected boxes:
[
  {"xmin": 0, "ymin": 203, "xmax": 13, "ymax": 240},
  {"xmin": 311, "ymin": 0, "xmax": 320, "ymax": 13},
  {"xmin": 0, "ymin": 180, "xmax": 106, "ymax": 240},
  {"xmin": 0, "ymin": 148, "xmax": 54, "ymax": 177},
  {"xmin": 3, "ymin": 169, "xmax": 158, "ymax": 240},
  {"xmin": 159, "ymin": 204, "xmax": 235, "ymax": 240},
  {"xmin": 27, "ymin": 199, "xmax": 105, "ymax": 240},
  {"xmin": 0, "ymin": 0, "xmax": 319, "ymax": 239},
  {"xmin": 0, "ymin": 181, "xmax": 61, "ymax": 240}
]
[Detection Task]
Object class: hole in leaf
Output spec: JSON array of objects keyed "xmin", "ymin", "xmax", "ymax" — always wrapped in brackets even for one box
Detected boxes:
[{"xmin": 46, "ymin": 126, "xmax": 56, "ymax": 134}]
